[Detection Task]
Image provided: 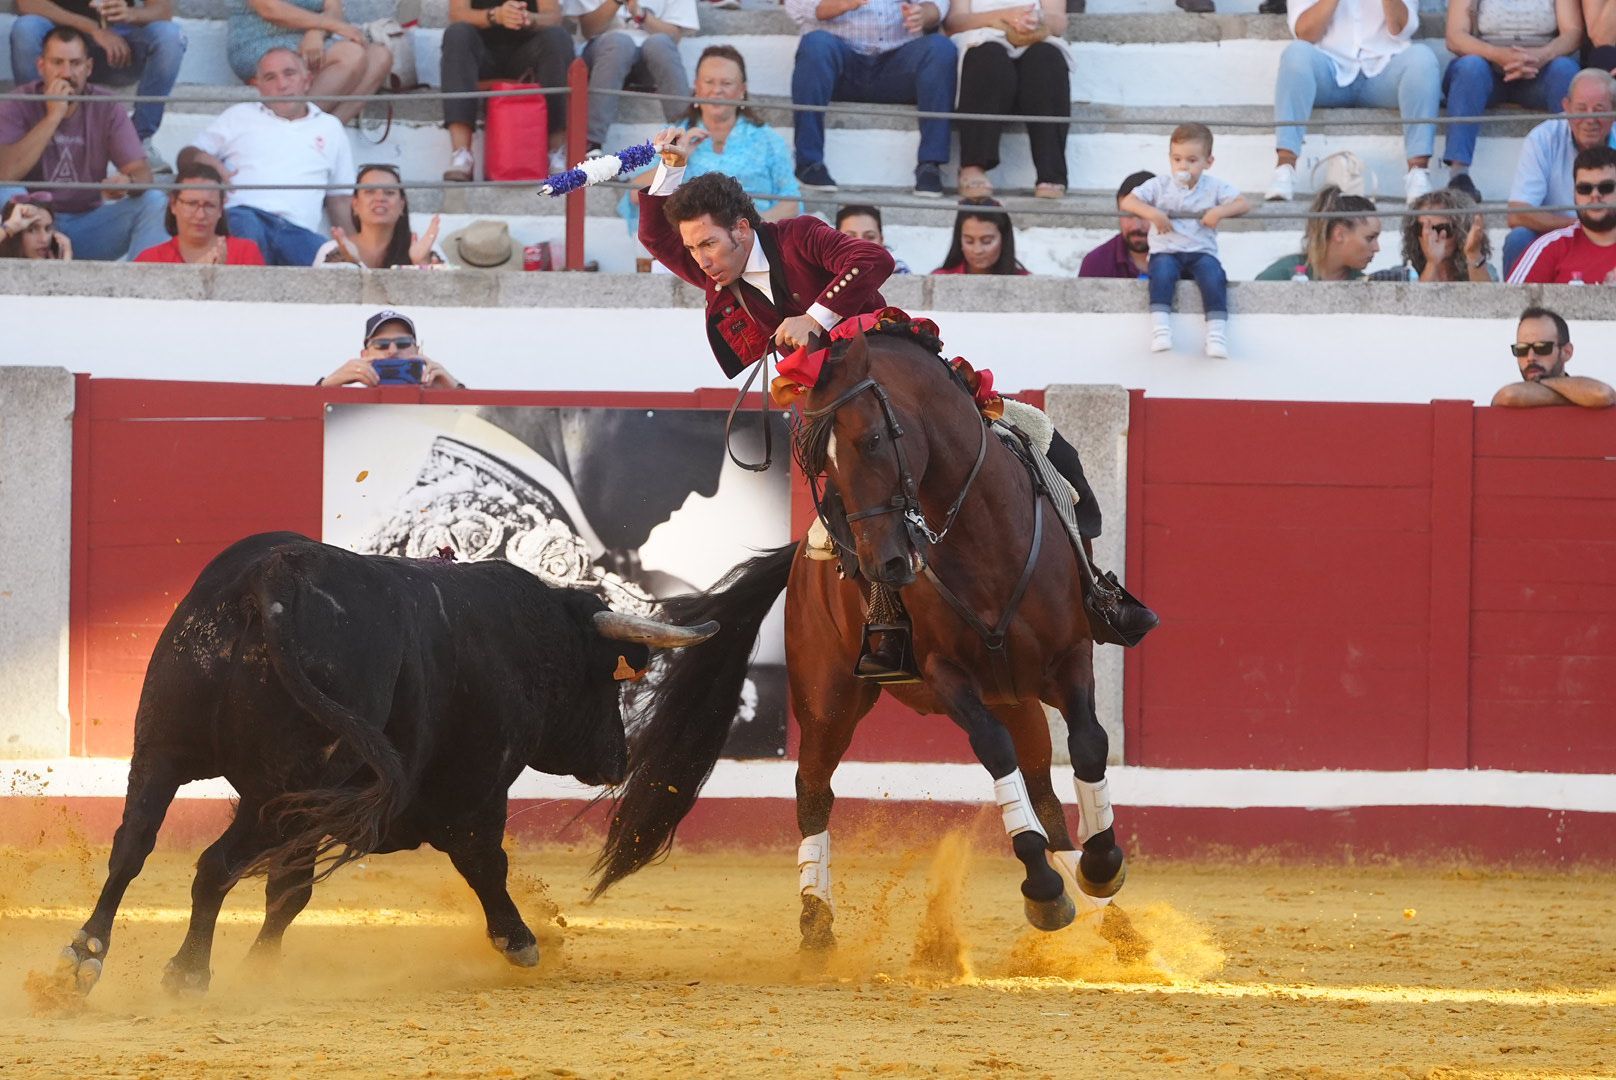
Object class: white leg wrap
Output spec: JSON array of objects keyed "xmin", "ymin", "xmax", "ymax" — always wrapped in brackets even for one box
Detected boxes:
[
  {"xmin": 1075, "ymin": 776, "xmax": 1115, "ymax": 843},
  {"xmin": 1051, "ymin": 850, "xmax": 1113, "ymax": 909},
  {"xmin": 994, "ymin": 769, "xmax": 1044, "ymax": 840},
  {"xmin": 797, "ymin": 831, "xmax": 832, "ymax": 906}
]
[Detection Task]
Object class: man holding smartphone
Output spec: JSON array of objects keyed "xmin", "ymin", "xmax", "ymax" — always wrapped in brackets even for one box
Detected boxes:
[
  {"xmin": 8, "ymin": 0, "xmax": 186, "ymax": 174},
  {"xmin": 320, "ymin": 311, "xmax": 467, "ymax": 388}
]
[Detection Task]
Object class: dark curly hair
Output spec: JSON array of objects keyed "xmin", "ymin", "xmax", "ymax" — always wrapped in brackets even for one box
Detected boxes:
[
  {"xmin": 662, "ymin": 171, "xmax": 762, "ymax": 231},
  {"xmin": 1401, "ymin": 189, "xmax": 1489, "ymax": 279}
]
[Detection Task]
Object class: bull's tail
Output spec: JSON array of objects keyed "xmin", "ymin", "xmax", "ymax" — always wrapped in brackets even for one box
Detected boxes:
[
  {"xmin": 246, "ymin": 555, "xmax": 407, "ymax": 883},
  {"xmin": 590, "ymin": 543, "xmax": 796, "ymax": 898}
]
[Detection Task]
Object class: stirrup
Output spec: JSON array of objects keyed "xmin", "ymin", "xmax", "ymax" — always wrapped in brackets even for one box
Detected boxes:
[
  {"xmin": 854, "ymin": 622, "xmax": 921, "ymax": 684},
  {"xmin": 1084, "ymin": 572, "xmax": 1157, "ymax": 648}
]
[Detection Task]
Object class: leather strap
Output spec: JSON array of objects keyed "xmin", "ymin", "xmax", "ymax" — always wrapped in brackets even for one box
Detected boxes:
[{"xmin": 723, "ymin": 282, "xmax": 775, "ymax": 473}]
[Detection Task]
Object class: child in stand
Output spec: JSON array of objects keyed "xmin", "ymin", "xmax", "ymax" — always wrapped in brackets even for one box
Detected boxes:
[{"xmin": 1119, "ymin": 123, "xmax": 1250, "ymax": 357}]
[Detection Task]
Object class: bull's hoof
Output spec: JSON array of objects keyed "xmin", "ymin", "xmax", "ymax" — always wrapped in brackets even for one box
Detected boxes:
[
  {"xmin": 799, "ymin": 894, "xmax": 836, "ymax": 953},
  {"xmin": 504, "ymin": 944, "xmax": 540, "ymax": 968},
  {"xmin": 57, "ymin": 930, "xmax": 106, "ymax": 995},
  {"xmin": 1079, "ymin": 850, "xmax": 1127, "ymax": 900},
  {"xmin": 161, "ymin": 959, "xmax": 210, "ymax": 996},
  {"xmin": 1024, "ymin": 891, "xmax": 1077, "ymax": 933}
]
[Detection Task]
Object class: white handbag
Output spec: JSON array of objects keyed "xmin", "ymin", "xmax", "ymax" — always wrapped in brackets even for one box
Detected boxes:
[
  {"xmin": 363, "ymin": 17, "xmax": 419, "ymax": 91},
  {"xmin": 1310, "ymin": 150, "xmax": 1377, "ymax": 198}
]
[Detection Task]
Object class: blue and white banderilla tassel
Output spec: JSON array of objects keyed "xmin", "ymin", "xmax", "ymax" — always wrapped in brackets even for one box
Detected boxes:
[{"xmin": 536, "ymin": 141, "xmax": 658, "ymax": 197}]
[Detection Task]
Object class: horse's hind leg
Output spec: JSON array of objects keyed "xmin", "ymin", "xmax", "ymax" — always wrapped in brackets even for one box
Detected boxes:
[
  {"xmin": 61, "ymin": 757, "xmax": 184, "ymax": 994},
  {"xmin": 1055, "ymin": 648, "xmax": 1127, "ymax": 901},
  {"xmin": 928, "ymin": 665, "xmax": 1069, "ymax": 931}
]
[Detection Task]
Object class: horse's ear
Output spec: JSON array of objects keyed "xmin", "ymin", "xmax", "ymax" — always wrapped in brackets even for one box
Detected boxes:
[{"xmin": 842, "ymin": 331, "xmax": 871, "ymax": 378}]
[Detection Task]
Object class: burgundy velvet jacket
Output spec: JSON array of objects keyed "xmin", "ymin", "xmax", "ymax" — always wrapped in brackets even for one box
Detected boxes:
[{"xmin": 640, "ymin": 191, "xmax": 894, "ymax": 378}]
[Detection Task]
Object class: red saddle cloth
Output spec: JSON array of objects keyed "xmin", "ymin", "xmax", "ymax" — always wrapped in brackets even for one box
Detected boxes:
[{"xmin": 770, "ymin": 307, "xmax": 1002, "ymax": 421}]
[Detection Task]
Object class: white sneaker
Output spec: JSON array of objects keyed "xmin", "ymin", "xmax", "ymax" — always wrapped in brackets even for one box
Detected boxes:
[
  {"xmin": 1150, "ymin": 326, "xmax": 1172, "ymax": 353},
  {"xmin": 1265, "ymin": 163, "xmax": 1295, "ymax": 202},
  {"xmin": 142, "ymin": 137, "xmax": 173, "ymax": 176},
  {"xmin": 1403, "ymin": 166, "xmax": 1434, "ymax": 205},
  {"xmin": 548, "ymin": 147, "xmax": 568, "ymax": 174},
  {"xmin": 442, "ymin": 147, "xmax": 474, "ymax": 182},
  {"xmin": 1205, "ymin": 323, "xmax": 1229, "ymax": 358}
]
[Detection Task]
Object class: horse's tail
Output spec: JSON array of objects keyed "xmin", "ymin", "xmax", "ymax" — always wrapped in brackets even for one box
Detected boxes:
[
  {"xmin": 246, "ymin": 553, "xmax": 407, "ymax": 884},
  {"xmin": 590, "ymin": 542, "xmax": 797, "ymax": 898}
]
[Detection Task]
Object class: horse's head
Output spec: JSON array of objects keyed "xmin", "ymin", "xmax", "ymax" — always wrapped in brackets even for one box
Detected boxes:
[{"xmin": 796, "ymin": 331, "xmax": 953, "ymax": 588}]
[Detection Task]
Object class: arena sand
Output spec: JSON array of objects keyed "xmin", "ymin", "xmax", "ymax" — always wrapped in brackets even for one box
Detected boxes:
[{"xmin": 1, "ymin": 811, "xmax": 1613, "ymax": 1079}]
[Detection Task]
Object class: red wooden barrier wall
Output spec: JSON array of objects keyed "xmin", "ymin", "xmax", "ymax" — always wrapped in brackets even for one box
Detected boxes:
[{"xmin": 1125, "ymin": 393, "xmax": 1616, "ymax": 774}]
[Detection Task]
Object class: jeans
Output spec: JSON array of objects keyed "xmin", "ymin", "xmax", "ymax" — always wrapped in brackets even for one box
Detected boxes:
[
  {"xmin": 581, "ymin": 31, "xmax": 688, "ymax": 147},
  {"xmin": 0, "ymin": 184, "xmax": 167, "ymax": 260},
  {"xmin": 956, "ymin": 40, "xmax": 1069, "ymax": 185},
  {"xmin": 791, "ymin": 30, "xmax": 957, "ymax": 167},
  {"xmin": 439, "ymin": 23, "xmax": 574, "ymax": 136},
  {"xmin": 1274, "ymin": 40, "xmax": 1440, "ymax": 160},
  {"xmin": 1441, "ymin": 53, "xmax": 1578, "ymax": 167},
  {"xmin": 1148, "ymin": 251, "xmax": 1228, "ymax": 320},
  {"xmin": 1502, "ymin": 224, "xmax": 1547, "ymax": 277},
  {"xmin": 9, "ymin": 14, "xmax": 186, "ymax": 141},
  {"xmin": 226, "ymin": 205, "xmax": 325, "ymax": 267}
]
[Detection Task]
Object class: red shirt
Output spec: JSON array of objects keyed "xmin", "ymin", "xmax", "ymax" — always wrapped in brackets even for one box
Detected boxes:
[
  {"xmin": 1507, "ymin": 223, "xmax": 1616, "ymax": 284},
  {"xmin": 134, "ymin": 237, "xmax": 267, "ymax": 265}
]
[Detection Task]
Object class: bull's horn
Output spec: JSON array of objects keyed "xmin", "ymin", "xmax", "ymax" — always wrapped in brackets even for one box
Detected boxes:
[{"xmin": 593, "ymin": 611, "xmax": 720, "ymax": 648}]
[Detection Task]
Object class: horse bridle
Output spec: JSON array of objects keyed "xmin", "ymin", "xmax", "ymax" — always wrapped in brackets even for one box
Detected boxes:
[{"xmin": 801, "ymin": 375, "xmax": 989, "ymax": 555}]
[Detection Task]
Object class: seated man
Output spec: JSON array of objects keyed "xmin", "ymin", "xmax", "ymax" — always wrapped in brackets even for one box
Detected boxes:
[
  {"xmin": 10, "ymin": 0, "xmax": 186, "ymax": 175},
  {"xmin": 1078, "ymin": 169, "xmax": 1155, "ymax": 279},
  {"xmin": 836, "ymin": 203, "xmax": 911, "ymax": 273},
  {"xmin": 320, "ymin": 310, "xmax": 466, "ymax": 389},
  {"xmin": 578, "ymin": 0, "xmax": 696, "ymax": 156},
  {"xmin": 0, "ymin": 26, "xmax": 166, "ymax": 260},
  {"xmin": 1507, "ymin": 144, "xmax": 1616, "ymax": 284},
  {"xmin": 1503, "ymin": 68, "xmax": 1616, "ymax": 276},
  {"xmin": 178, "ymin": 48, "xmax": 356, "ymax": 267},
  {"xmin": 1266, "ymin": 0, "xmax": 1440, "ymax": 205},
  {"xmin": 1491, "ymin": 306, "xmax": 1616, "ymax": 408},
  {"xmin": 785, "ymin": 0, "xmax": 956, "ymax": 197}
]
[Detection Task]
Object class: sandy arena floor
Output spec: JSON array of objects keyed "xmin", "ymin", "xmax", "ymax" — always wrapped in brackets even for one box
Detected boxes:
[{"xmin": 1, "ymin": 823, "xmax": 1613, "ymax": 1080}]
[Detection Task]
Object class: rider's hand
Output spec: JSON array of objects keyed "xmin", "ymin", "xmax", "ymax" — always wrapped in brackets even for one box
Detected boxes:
[
  {"xmin": 775, "ymin": 315, "xmax": 823, "ymax": 352},
  {"xmin": 651, "ymin": 126, "xmax": 709, "ymax": 168}
]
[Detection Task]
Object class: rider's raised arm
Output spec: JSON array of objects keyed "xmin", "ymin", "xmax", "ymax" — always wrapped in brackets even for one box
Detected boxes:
[
  {"xmin": 638, "ymin": 163, "xmax": 707, "ymax": 289},
  {"xmin": 788, "ymin": 217, "xmax": 896, "ymax": 329}
]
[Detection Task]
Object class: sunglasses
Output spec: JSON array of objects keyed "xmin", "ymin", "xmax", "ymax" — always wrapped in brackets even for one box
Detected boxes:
[
  {"xmin": 1423, "ymin": 222, "xmax": 1454, "ymax": 238},
  {"xmin": 1510, "ymin": 341, "xmax": 1559, "ymax": 358},
  {"xmin": 367, "ymin": 335, "xmax": 416, "ymax": 352},
  {"xmin": 1575, "ymin": 180, "xmax": 1616, "ymax": 196}
]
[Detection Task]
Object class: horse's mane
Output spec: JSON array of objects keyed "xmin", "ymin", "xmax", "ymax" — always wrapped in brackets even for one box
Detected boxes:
[{"xmin": 791, "ymin": 318, "xmax": 974, "ymax": 478}]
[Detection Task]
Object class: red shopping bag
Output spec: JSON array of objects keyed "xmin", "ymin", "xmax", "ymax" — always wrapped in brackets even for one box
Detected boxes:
[{"xmin": 484, "ymin": 81, "xmax": 549, "ymax": 181}]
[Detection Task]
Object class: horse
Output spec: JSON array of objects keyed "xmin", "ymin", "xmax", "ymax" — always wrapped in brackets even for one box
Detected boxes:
[{"xmin": 590, "ymin": 324, "xmax": 1133, "ymax": 953}]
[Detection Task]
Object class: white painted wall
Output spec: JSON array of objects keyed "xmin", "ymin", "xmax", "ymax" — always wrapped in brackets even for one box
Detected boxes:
[{"xmin": 5, "ymin": 293, "xmax": 1613, "ymax": 405}]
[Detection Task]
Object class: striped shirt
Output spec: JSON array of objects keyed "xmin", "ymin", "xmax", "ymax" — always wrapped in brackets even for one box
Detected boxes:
[
  {"xmin": 783, "ymin": 0, "xmax": 952, "ymax": 57},
  {"xmin": 1506, "ymin": 221, "xmax": 1616, "ymax": 284}
]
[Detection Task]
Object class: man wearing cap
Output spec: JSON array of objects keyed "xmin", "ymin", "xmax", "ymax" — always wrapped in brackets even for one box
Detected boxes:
[
  {"xmin": 640, "ymin": 126, "xmax": 1156, "ymax": 676},
  {"xmin": 321, "ymin": 310, "xmax": 466, "ymax": 388}
]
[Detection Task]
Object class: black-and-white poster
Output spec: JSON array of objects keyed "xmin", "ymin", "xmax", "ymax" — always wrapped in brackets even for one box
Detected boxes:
[{"xmin": 323, "ymin": 404, "xmax": 790, "ymax": 758}]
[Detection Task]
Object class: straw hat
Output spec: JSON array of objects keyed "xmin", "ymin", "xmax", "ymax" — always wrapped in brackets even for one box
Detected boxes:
[{"xmin": 442, "ymin": 220, "xmax": 522, "ymax": 270}]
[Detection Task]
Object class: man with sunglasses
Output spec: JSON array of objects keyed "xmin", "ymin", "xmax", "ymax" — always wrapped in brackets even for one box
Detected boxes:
[
  {"xmin": 1508, "ymin": 145, "xmax": 1616, "ymax": 284},
  {"xmin": 320, "ymin": 310, "xmax": 466, "ymax": 388},
  {"xmin": 1491, "ymin": 307, "xmax": 1615, "ymax": 408}
]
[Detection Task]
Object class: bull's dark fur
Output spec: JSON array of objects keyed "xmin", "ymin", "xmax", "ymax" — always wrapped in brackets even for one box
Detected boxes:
[
  {"xmin": 64, "ymin": 531, "xmax": 651, "ymax": 993},
  {"xmin": 591, "ymin": 543, "xmax": 796, "ymax": 897}
]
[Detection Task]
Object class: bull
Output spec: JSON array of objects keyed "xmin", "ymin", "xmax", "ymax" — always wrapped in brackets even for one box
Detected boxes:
[{"xmin": 56, "ymin": 532, "xmax": 717, "ymax": 996}]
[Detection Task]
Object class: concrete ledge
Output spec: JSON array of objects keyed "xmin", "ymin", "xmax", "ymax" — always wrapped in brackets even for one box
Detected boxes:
[
  {"xmin": 0, "ymin": 367, "xmax": 73, "ymax": 759},
  {"xmin": 5, "ymin": 263, "xmax": 1616, "ymax": 321}
]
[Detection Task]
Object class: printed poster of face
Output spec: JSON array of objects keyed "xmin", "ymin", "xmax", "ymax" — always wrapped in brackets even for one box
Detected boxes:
[{"xmin": 323, "ymin": 404, "xmax": 790, "ymax": 759}]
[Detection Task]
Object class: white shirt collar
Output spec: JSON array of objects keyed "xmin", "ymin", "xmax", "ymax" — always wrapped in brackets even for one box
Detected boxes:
[{"xmin": 743, "ymin": 232, "xmax": 770, "ymax": 277}]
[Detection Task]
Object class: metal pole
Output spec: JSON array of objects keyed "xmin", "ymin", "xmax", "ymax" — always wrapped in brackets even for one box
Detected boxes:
[{"xmin": 565, "ymin": 58, "xmax": 589, "ymax": 272}]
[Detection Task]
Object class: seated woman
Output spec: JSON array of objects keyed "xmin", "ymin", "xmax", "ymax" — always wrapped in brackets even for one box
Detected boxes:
[
  {"xmin": 315, "ymin": 163, "xmax": 445, "ymax": 268},
  {"xmin": 932, "ymin": 198, "xmax": 1030, "ymax": 274},
  {"xmin": 1370, "ymin": 188, "xmax": 1496, "ymax": 280},
  {"xmin": 0, "ymin": 197, "xmax": 72, "ymax": 260},
  {"xmin": 1255, "ymin": 186, "xmax": 1383, "ymax": 280},
  {"xmin": 134, "ymin": 164, "xmax": 267, "ymax": 265},
  {"xmin": 1443, "ymin": 0, "xmax": 1584, "ymax": 193},
  {"xmin": 1588, "ymin": 0, "xmax": 1616, "ymax": 69},
  {"xmin": 622, "ymin": 45, "xmax": 800, "ymax": 235},
  {"xmin": 945, "ymin": 0, "xmax": 1072, "ymax": 199},
  {"xmin": 227, "ymin": 0, "xmax": 392, "ymax": 123}
]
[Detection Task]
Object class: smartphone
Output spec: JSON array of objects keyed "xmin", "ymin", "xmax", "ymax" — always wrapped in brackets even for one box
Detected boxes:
[{"xmin": 371, "ymin": 358, "xmax": 424, "ymax": 385}]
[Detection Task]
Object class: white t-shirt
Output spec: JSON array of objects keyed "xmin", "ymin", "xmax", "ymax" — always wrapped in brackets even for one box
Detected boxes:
[
  {"xmin": 1288, "ymin": 0, "xmax": 1419, "ymax": 86},
  {"xmin": 574, "ymin": 0, "xmax": 699, "ymax": 46},
  {"xmin": 1131, "ymin": 172, "xmax": 1242, "ymax": 257},
  {"xmin": 191, "ymin": 102, "xmax": 357, "ymax": 234}
]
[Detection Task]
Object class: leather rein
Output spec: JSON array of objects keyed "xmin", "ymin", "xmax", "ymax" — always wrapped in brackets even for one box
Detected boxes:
[{"xmin": 802, "ymin": 373, "xmax": 1043, "ymax": 702}]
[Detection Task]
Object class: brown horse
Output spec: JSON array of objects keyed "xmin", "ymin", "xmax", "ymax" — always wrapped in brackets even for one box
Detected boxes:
[{"xmin": 592, "ymin": 326, "xmax": 1129, "ymax": 951}]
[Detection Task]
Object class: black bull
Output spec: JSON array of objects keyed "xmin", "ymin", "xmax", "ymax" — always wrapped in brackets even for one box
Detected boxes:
[{"xmin": 57, "ymin": 532, "xmax": 716, "ymax": 996}]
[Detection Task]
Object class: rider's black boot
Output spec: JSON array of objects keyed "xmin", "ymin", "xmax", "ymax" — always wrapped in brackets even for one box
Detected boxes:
[{"xmin": 854, "ymin": 622, "xmax": 918, "ymax": 682}]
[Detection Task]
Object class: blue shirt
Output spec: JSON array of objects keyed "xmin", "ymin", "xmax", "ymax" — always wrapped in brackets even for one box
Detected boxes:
[
  {"xmin": 1509, "ymin": 118, "xmax": 1616, "ymax": 211},
  {"xmin": 623, "ymin": 116, "xmax": 801, "ymax": 234}
]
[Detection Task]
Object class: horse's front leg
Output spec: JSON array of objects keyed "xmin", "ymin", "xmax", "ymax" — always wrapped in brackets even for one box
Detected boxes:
[
  {"xmin": 1054, "ymin": 647, "xmax": 1127, "ymax": 901},
  {"xmin": 928, "ymin": 661, "xmax": 1073, "ymax": 932}
]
